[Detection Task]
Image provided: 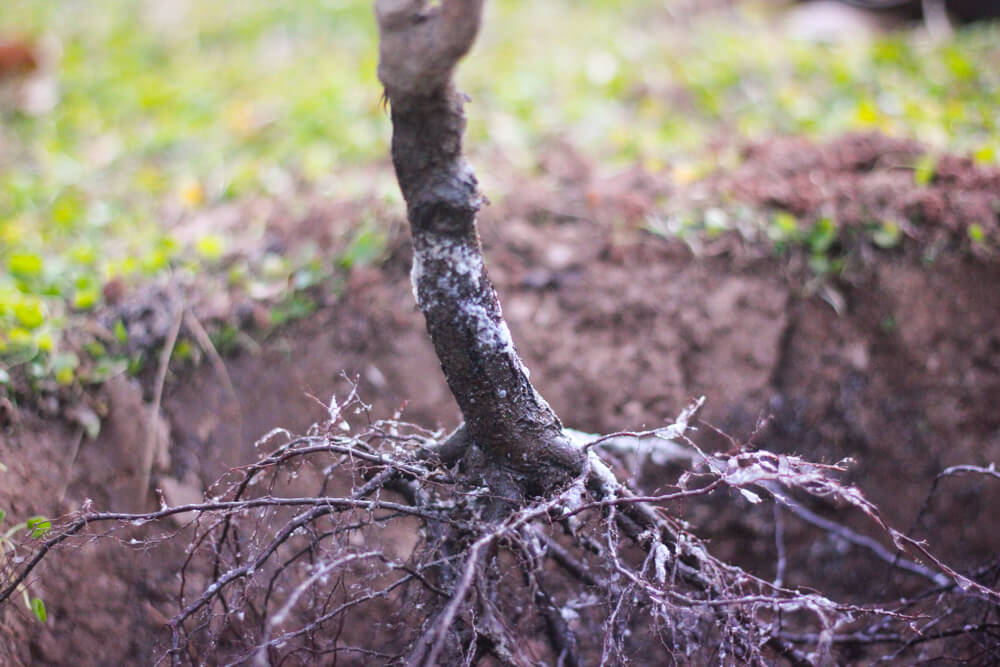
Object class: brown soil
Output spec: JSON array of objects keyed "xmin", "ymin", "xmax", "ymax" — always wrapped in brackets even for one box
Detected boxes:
[{"xmin": 1, "ymin": 132, "xmax": 999, "ymax": 664}]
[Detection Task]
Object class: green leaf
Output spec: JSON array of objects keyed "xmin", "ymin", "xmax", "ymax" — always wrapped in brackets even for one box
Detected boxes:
[
  {"xmin": 35, "ymin": 331, "xmax": 53, "ymax": 352},
  {"xmin": 807, "ymin": 217, "xmax": 837, "ymax": 254},
  {"xmin": 72, "ymin": 287, "xmax": 101, "ymax": 311},
  {"xmin": 14, "ymin": 300, "xmax": 45, "ymax": 330},
  {"xmin": 871, "ymin": 221, "xmax": 902, "ymax": 249},
  {"xmin": 173, "ymin": 339, "xmax": 193, "ymax": 362},
  {"xmin": 195, "ymin": 234, "xmax": 226, "ymax": 261},
  {"xmin": 68, "ymin": 243, "xmax": 97, "ymax": 266},
  {"xmin": 944, "ymin": 47, "xmax": 975, "ymax": 81},
  {"xmin": 913, "ymin": 154, "xmax": 936, "ymax": 187},
  {"xmin": 7, "ymin": 254, "xmax": 43, "ymax": 280},
  {"xmin": 767, "ymin": 211, "xmax": 801, "ymax": 245},
  {"xmin": 87, "ymin": 357, "xmax": 128, "ymax": 384},
  {"xmin": 51, "ymin": 192, "xmax": 85, "ymax": 230},
  {"xmin": 0, "ymin": 509, "xmax": 6, "ymax": 524},
  {"xmin": 51, "ymin": 353, "xmax": 80, "ymax": 386},
  {"xmin": 339, "ymin": 229, "xmax": 385, "ymax": 269},
  {"xmin": 853, "ymin": 99, "xmax": 880, "ymax": 126},
  {"xmin": 83, "ymin": 340, "xmax": 106, "ymax": 358},
  {"xmin": 968, "ymin": 223, "xmax": 985, "ymax": 244},
  {"xmin": 270, "ymin": 294, "xmax": 316, "ymax": 326},
  {"xmin": 30, "ymin": 597, "xmax": 47, "ymax": 623},
  {"xmin": 113, "ymin": 320, "xmax": 129, "ymax": 345},
  {"xmin": 26, "ymin": 516, "xmax": 51, "ymax": 539},
  {"xmin": 6, "ymin": 328, "xmax": 34, "ymax": 348},
  {"xmin": 973, "ymin": 144, "xmax": 996, "ymax": 165},
  {"xmin": 127, "ymin": 351, "xmax": 146, "ymax": 376}
]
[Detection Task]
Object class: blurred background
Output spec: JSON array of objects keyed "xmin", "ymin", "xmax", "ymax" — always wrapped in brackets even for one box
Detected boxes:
[{"xmin": 1, "ymin": 0, "xmax": 998, "ymax": 372}]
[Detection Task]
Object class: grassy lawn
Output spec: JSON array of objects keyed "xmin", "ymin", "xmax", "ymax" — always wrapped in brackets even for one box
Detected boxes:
[{"xmin": 1, "ymin": 0, "xmax": 998, "ymax": 384}]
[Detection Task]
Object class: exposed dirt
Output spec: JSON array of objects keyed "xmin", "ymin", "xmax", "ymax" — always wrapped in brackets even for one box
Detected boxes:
[
  {"xmin": 1, "ymin": 132, "xmax": 999, "ymax": 664},
  {"xmin": 715, "ymin": 132, "xmax": 1000, "ymax": 252}
]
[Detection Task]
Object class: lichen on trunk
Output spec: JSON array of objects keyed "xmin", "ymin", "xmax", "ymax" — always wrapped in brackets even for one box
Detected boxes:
[{"xmin": 376, "ymin": 0, "xmax": 585, "ymax": 495}]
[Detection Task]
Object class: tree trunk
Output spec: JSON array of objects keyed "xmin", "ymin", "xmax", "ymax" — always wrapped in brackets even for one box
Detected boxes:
[{"xmin": 375, "ymin": 0, "xmax": 585, "ymax": 497}]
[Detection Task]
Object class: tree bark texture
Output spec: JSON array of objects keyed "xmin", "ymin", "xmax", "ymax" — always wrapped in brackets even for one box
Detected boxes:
[{"xmin": 375, "ymin": 0, "xmax": 585, "ymax": 495}]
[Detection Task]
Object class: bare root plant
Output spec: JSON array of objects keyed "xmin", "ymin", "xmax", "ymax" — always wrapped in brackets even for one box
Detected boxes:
[
  {"xmin": 2, "ymin": 1, "xmax": 1000, "ymax": 665},
  {"xmin": 2, "ymin": 388, "xmax": 999, "ymax": 664}
]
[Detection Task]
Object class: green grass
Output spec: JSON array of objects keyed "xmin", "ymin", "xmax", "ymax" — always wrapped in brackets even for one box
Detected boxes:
[
  {"xmin": 466, "ymin": 3, "xmax": 1000, "ymax": 174},
  {"xmin": 2, "ymin": 0, "xmax": 999, "ymax": 382},
  {"xmin": 0, "ymin": 0, "xmax": 387, "ymax": 376}
]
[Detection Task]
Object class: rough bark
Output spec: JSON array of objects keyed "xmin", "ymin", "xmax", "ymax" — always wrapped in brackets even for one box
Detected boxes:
[{"xmin": 375, "ymin": 0, "xmax": 585, "ymax": 496}]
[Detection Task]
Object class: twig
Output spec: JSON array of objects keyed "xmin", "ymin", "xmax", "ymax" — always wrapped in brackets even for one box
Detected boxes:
[
  {"xmin": 183, "ymin": 308, "xmax": 242, "ymax": 432},
  {"xmin": 0, "ymin": 495, "xmax": 445, "ymax": 606},
  {"xmin": 773, "ymin": 502, "xmax": 786, "ymax": 589},
  {"xmin": 781, "ymin": 623, "xmax": 1000, "ymax": 647},
  {"xmin": 258, "ymin": 550, "xmax": 381, "ymax": 650},
  {"xmin": 57, "ymin": 427, "xmax": 85, "ymax": 503},
  {"xmin": 772, "ymin": 490, "xmax": 948, "ymax": 586},
  {"xmin": 410, "ymin": 539, "xmax": 485, "ymax": 666},
  {"xmin": 936, "ymin": 464, "xmax": 1000, "ymax": 482},
  {"xmin": 138, "ymin": 299, "xmax": 184, "ymax": 506}
]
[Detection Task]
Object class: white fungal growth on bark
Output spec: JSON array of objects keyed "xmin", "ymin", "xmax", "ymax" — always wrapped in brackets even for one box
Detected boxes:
[
  {"xmin": 464, "ymin": 302, "xmax": 516, "ymax": 355},
  {"xmin": 586, "ymin": 451, "xmax": 620, "ymax": 496},
  {"xmin": 563, "ymin": 397, "xmax": 706, "ymax": 465},
  {"xmin": 411, "ymin": 236, "xmax": 520, "ymax": 358},
  {"xmin": 653, "ymin": 542, "xmax": 671, "ymax": 584},
  {"xmin": 410, "ymin": 237, "xmax": 484, "ymax": 308},
  {"xmin": 410, "ymin": 254, "xmax": 422, "ymax": 305}
]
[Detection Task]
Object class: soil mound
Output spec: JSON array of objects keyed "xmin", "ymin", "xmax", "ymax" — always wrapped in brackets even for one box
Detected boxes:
[{"xmin": 716, "ymin": 132, "xmax": 1000, "ymax": 252}]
